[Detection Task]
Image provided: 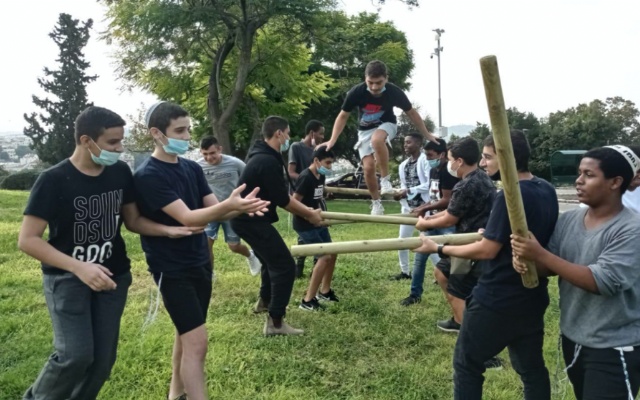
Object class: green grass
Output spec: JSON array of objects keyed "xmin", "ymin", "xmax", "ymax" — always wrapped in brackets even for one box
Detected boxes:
[{"xmin": 0, "ymin": 190, "xmax": 574, "ymax": 399}]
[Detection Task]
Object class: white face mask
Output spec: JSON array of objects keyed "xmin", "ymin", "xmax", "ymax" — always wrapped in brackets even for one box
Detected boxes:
[{"xmin": 447, "ymin": 160, "xmax": 459, "ymax": 178}]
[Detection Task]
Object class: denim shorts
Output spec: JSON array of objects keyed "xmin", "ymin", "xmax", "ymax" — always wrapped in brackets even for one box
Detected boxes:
[
  {"xmin": 204, "ymin": 220, "xmax": 240, "ymax": 244},
  {"xmin": 297, "ymin": 227, "xmax": 332, "ymax": 245}
]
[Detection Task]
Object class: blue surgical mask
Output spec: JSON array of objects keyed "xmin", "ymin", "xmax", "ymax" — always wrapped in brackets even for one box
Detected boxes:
[
  {"xmin": 318, "ymin": 166, "xmax": 330, "ymax": 176},
  {"xmin": 89, "ymin": 141, "xmax": 121, "ymax": 166},
  {"xmin": 280, "ymin": 138, "xmax": 290, "ymax": 153},
  {"xmin": 367, "ymin": 86, "xmax": 386, "ymax": 94},
  {"xmin": 163, "ymin": 134, "xmax": 190, "ymax": 155},
  {"xmin": 428, "ymin": 159, "xmax": 440, "ymax": 169}
]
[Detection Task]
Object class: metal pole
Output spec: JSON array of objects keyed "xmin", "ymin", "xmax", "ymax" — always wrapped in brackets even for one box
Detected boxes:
[{"xmin": 432, "ymin": 29, "xmax": 445, "ymax": 130}]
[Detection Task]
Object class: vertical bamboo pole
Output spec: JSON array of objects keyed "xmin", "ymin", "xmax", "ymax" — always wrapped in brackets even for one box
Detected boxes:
[{"xmin": 480, "ymin": 55, "xmax": 538, "ymax": 288}]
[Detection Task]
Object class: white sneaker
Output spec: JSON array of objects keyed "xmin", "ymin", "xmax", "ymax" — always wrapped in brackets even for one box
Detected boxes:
[
  {"xmin": 370, "ymin": 199, "xmax": 385, "ymax": 215},
  {"xmin": 248, "ymin": 250, "xmax": 262, "ymax": 276},
  {"xmin": 380, "ymin": 176, "xmax": 394, "ymax": 195}
]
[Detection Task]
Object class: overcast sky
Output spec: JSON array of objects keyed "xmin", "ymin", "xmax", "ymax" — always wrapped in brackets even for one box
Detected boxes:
[{"xmin": 1, "ymin": 0, "xmax": 639, "ymax": 133}]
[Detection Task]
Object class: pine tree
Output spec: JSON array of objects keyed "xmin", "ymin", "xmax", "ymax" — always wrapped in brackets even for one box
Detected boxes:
[{"xmin": 23, "ymin": 13, "xmax": 97, "ymax": 165}]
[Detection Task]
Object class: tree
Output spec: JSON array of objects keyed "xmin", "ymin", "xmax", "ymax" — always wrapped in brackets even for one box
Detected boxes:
[
  {"xmin": 23, "ymin": 13, "xmax": 96, "ymax": 165},
  {"xmin": 15, "ymin": 145, "xmax": 33, "ymax": 158},
  {"xmin": 123, "ymin": 104, "xmax": 155, "ymax": 153},
  {"xmin": 468, "ymin": 122, "xmax": 491, "ymax": 145}
]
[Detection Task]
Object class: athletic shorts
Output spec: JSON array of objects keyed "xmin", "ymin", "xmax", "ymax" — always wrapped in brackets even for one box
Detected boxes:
[
  {"xmin": 436, "ymin": 257, "xmax": 480, "ymax": 300},
  {"xmin": 354, "ymin": 122, "xmax": 397, "ymax": 159},
  {"xmin": 296, "ymin": 227, "xmax": 332, "ymax": 257},
  {"xmin": 153, "ymin": 265, "xmax": 212, "ymax": 335}
]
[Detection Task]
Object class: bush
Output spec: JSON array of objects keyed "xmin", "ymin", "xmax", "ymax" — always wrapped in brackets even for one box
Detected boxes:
[{"xmin": 0, "ymin": 169, "xmax": 41, "ymax": 190}]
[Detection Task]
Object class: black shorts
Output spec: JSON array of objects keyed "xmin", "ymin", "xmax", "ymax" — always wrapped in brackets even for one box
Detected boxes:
[
  {"xmin": 153, "ymin": 265, "xmax": 212, "ymax": 335},
  {"xmin": 436, "ymin": 257, "xmax": 479, "ymax": 300}
]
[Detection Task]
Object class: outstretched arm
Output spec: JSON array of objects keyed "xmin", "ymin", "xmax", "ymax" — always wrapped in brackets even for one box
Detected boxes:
[{"xmin": 322, "ymin": 110, "xmax": 350, "ymax": 151}]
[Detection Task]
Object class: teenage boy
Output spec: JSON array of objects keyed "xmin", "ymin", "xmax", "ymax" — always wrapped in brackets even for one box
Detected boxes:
[
  {"xmin": 400, "ymin": 138, "xmax": 458, "ymax": 305},
  {"xmin": 18, "ymin": 106, "xmax": 199, "ymax": 400},
  {"xmin": 415, "ymin": 130, "xmax": 558, "ymax": 399},
  {"xmin": 414, "ymin": 137, "xmax": 495, "ymax": 331},
  {"xmin": 512, "ymin": 145, "xmax": 640, "ymax": 400},
  {"xmin": 134, "ymin": 102, "xmax": 268, "ymax": 400},
  {"xmin": 198, "ymin": 136, "xmax": 261, "ymax": 276},
  {"xmin": 231, "ymin": 116, "xmax": 324, "ymax": 336},
  {"xmin": 294, "ymin": 148, "xmax": 339, "ymax": 311},
  {"xmin": 322, "ymin": 60, "xmax": 437, "ymax": 215}
]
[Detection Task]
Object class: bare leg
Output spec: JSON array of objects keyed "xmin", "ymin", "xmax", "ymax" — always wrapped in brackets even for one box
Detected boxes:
[
  {"xmin": 207, "ymin": 238, "xmax": 215, "ymax": 270},
  {"xmin": 362, "ymin": 155, "xmax": 379, "ymax": 200},
  {"xmin": 228, "ymin": 242, "xmax": 251, "ymax": 258},
  {"xmin": 434, "ymin": 268, "xmax": 448, "ymax": 297},
  {"xmin": 320, "ymin": 255, "xmax": 337, "ymax": 293},
  {"xmin": 304, "ymin": 256, "xmax": 330, "ymax": 302},
  {"xmin": 370, "ymin": 129, "xmax": 390, "ymax": 178},
  {"xmin": 179, "ymin": 325, "xmax": 208, "ymax": 400},
  {"xmin": 450, "ymin": 297, "xmax": 465, "ymax": 324},
  {"xmin": 168, "ymin": 332, "xmax": 185, "ymax": 399}
]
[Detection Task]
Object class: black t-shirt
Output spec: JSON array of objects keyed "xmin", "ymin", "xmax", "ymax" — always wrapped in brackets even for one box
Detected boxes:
[
  {"xmin": 293, "ymin": 168, "xmax": 326, "ymax": 231},
  {"xmin": 473, "ymin": 177, "xmax": 559, "ymax": 315},
  {"xmin": 23, "ymin": 159, "xmax": 135, "ymax": 276},
  {"xmin": 342, "ymin": 82, "xmax": 412, "ymax": 131},
  {"xmin": 428, "ymin": 163, "xmax": 460, "ymax": 213},
  {"xmin": 447, "ymin": 169, "xmax": 495, "ymax": 233},
  {"xmin": 134, "ymin": 157, "xmax": 212, "ymax": 273}
]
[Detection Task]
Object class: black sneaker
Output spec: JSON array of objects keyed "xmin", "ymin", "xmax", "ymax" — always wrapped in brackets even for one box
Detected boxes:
[
  {"xmin": 484, "ymin": 356, "xmax": 503, "ymax": 370},
  {"xmin": 299, "ymin": 298, "xmax": 324, "ymax": 311},
  {"xmin": 400, "ymin": 295, "xmax": 421, "ymax": 306},
  {"xmin": 390, "ymin": 272, "xmax": 411, "ymax": 281},
  {"xmin": 317, "ymin": 289, "xmax": 340, "ymax": 302},
  {"xmin": 437, "ymin": 317, "xmax": 461, "ymax": 333}
]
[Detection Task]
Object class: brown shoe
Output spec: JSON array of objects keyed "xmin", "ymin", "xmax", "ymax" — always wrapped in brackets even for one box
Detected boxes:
[
  {"xmin": 253, "ymin": 297, "xmax": 269, "ymax": 313},
  {"xmin": 263, "ymin": 316, "xmax": 304, "ymax": 336}
]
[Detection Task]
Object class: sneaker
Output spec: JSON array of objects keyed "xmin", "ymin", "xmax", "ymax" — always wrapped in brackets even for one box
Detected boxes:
[
  {"xmin": 437, "ymin": 317, "xmax": 461, "ymax": 333},
  {"xmin": 380, "ymin": 176, "xmax": 394, "ymax": 195},
  {"xmin": 264, "ymin": 316, "xmax": 304, "ymax": 336},
  {"xmin": 299, "ymin": 297, "xmax": 325, "ymax": 311},
  {"xmin": 370, "ymin": 199, "xmax": 385, "ymax": 215},
  {"xmin": 484, "ymin": 356, "xmax": 503, "ymax": 370},
  {"xmin": 400, "ymin": 295, "xmax": 421, "ymax": 306},
  {"xmin": 253, "ymin": 297, "xmax": 269, "ymax": 314},
  {"xmin": 390, "ymin": 272, "xmax": 411, "ymax": 281},
  {"xmin": 317, "ymin": 289, "xmax": 340, "ymax": 302},
  {"xmin": 247, "ymin": 250, "xmax": 262, "ymax": 276}
]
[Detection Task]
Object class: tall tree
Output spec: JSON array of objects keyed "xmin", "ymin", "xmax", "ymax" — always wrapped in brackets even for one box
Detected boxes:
[{"xmin": 23, "ymin": 13, "xmax": 96, "ymax": 165}]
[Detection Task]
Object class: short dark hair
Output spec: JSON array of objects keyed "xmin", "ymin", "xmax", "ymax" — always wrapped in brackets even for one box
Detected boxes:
[
  {"xmin": 147, "ymin": 102, "xmax": 189, "ymax": 133},
  {"xmin": 365, "ymin": 60, "xmax": 388, "ymax": 78},
  {"xmin": 313, "ymin": 147, "xmax": 335, "ymax": 161},
  {"xmin": 584, "ymin": 147, "xmax": 635, "ymax": 194},
  {"xmin": 262, "ymin": 116, "xmax": 289, "ymax": 139},
  {"xmin": 305, "ymin": 120, "xmax": 324, "ymax": 136},
  {"xmin": 425, "ymin": 138, "xmax": 447, "ymax": 154},
  {"xmin": 483, "ymin": 130, "xmax": 531, "ymax": 172},
  {"xmin": 200, "ymin": 136, "xmax": 219, "ymax": 149},
  {"xmin": 74, "ymin": 106, "xmax": 126, "ymax": 144},
  {"xmin": 449, "ymin": 137, "xmax": 480, "ymax": 166},
  {"xmin": 405, "ymin": 132, "xmax": 424, "ymax": 144}
]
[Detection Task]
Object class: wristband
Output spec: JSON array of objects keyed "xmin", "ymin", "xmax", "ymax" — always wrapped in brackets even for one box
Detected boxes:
[{"xmin": 437, "ymin": 244, "xmax": 447, "ymax": 258}]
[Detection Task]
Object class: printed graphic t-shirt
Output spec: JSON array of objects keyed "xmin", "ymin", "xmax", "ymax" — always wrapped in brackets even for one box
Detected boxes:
[{"xmin": 341, "ymin": 82, "xmax": 412, "ymax": 131}]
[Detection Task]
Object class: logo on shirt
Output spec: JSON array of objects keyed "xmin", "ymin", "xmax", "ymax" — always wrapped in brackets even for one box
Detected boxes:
[{"xmin": 360, "ymin": 103, "xmax": 384, "ymax": 127}]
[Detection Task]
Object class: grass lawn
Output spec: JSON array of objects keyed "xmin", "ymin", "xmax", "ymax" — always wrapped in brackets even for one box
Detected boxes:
[{"xmin": 0, "ymin": 190, "xmax": 574, "ymax": 399}]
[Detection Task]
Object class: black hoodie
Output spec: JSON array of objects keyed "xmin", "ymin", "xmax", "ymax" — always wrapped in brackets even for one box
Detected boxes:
[{"xmin": 234, "ymin": 140, "xmax": 291, "ymax": 223}]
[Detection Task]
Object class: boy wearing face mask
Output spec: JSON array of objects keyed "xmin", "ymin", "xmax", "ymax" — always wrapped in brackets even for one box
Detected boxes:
[
  {"xmin": 293, "ymin": 148, "xmax": 339, "ymax": 311},
  {"xmin": 232, "ymin": 116, "xmax": 324, "ymax": 336},
  {"xmin": 18, "ymin": 106, "xmax": 202, "ymax": 400},
  {"xmin": 414, "ymin": 137, "xmax": 495, "ymax": 333},
  {"xmin": 134, "ymin": 102, "xmax": 269, "ymax": 400}
]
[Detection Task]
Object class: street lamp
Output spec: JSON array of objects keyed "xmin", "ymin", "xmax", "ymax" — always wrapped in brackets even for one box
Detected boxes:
[{"xmin": 431, "ymin": 28, "xmax": 445, "ymax": 133}]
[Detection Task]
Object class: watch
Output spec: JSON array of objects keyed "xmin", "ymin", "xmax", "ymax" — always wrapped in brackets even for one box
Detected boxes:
[{"xmin": 437, "ymin": 244, "xmax": 447, "ymax": 258}]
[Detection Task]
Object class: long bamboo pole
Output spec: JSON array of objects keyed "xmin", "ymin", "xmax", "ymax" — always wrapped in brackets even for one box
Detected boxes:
[
  {"xmin": 291, "ymin": 232, "xmax": 482, "ymax": 257},
  {"xmin": 320, "ymin": 213, "xmax": 414, "ymax": 226},
  {"xmin": 320, "ymin": 211, "xmax": 418, "ymax": 225},
  {"xmin": 324, "ymin": 186, "xmax": 399, "ymax": 200},
  {"xmin": 480, "ymin": 55, "xmax": 538, "ymax": 288}
]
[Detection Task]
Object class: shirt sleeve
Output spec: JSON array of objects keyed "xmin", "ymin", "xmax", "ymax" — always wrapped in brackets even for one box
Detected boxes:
[
  {"xmin": 439, "ymin": 169, "xmax": 459, "ymax": 191},
  {"xmin": 481, "ymin": 192, "xmax": 510, "ymax": 244},
  {"xmin": 398, "ymin": 160, "xmax": 407, "ymax": 190},
  {"xmin": 120, "ymin": 163, "xmax": 136, "ymax": 205},
  {"xmin": 446, "ymin": 181, "xmax": 469, "ymax": 219},
  {"xmin": 392, "ymin": 86, "xmax": 413, "ymax": 112},
  {"xmin": 588, "ymin": 229, "xmax": 640, "ymax": 296},
  {"xmin": 234, "ymin": 157, "xmax": 246, "ymax": 174},
  {"xmin": 295, "ymin": 171, "xmax": 312, "ymax": 197},
  {"xmin": 265, "ymin": 158, "xmax": 291, "ymax": 208},
  {"xmin": 194, "ymin": 163, "xmax": 213, "ymax": 199},
  {"xmin": 341, "ymin": 86, "xmax": 359, "ymax": 113},
  {"xmin": 23, "ymin": 170, "xmax": 57, "ymax": 221},
  {"xmin": 410, "ymin": 156, "xmax": 431, "ymax": 193},
  {"xmin": 134, "ymin": 171, "xmax": 181, "ymax": 213}
]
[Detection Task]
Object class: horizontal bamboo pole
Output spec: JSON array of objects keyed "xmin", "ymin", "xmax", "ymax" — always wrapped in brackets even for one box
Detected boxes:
[
  {"xmin": 320, "ymin": 211, "xmax": 418, "ymax": 225},
  {"xmin": 320, "ymin": 219, "xmax": 355, "ymax": 226},
  {"xmin": 324, "ymin": 186, "xmax": 399, "ymax": 200},
  {"xmin": 290, "ymin": 232, "xmax": 482, "ymax": 257}
]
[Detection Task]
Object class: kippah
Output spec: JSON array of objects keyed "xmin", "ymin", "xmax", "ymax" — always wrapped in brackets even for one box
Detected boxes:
[
  {"xmin": 605, "ymin": 145, "xmax": 640, "ymax": 175},
  {"xmin": 144, "ymin": 101, "xmax": 166, "ymax": 128}
]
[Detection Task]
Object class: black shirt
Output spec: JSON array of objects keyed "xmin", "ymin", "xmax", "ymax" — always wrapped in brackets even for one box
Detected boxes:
[
  {"xmin": 134, "ymin": 157, "xmax": 212, "ymax": 273},
  {"xmin": 342, "ymin": 82, "xmax": 413, "ymax": 131},
  {"xmin": 24, "ymin": 159, "xmax": 135, "ymax": 276},
  {"xmin": 447, "ymin": 169, "xmax": 495, "ymax": 234},
  {"xmin": 473, "ymin": 177, "xmax": 559, "ymax": 315},
  {"xmin": 293, "ymin": 168, "xmax": 326, "ymax": 231},
  {"xmin": 428, "ymin": 163, "xmax": 460, "ymax": 213}
]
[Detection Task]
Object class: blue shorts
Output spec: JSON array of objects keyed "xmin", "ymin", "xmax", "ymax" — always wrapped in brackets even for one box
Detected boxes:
[
  {"xmin": 297, "ymin": 227, "xmax": 332, "ymax": 245},
  {"xmin": 204, "ymin": 220, "xmax": 240, "ymax": 244}
]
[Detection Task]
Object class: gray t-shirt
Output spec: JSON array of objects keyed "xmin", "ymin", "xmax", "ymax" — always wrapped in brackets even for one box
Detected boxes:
[
  {"xmin": 197, "ymin": 155, "xmax": 245, "ymax": 201},
  {"xmin": 288, "ymin": 141, "xmax": 314, "ymax": 177},
  {"xmin": 549, "ymin": 207, "xmax": 640, "ymax": 348}
]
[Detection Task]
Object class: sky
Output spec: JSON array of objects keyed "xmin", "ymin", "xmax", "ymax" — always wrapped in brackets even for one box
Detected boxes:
[{"xmin": 1, "ymin": 0, "xmax": 639, "ymax": 133}]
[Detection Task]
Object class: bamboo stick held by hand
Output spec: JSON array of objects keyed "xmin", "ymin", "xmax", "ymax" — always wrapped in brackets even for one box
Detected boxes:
[
  {"xmin": 320, "ymin": 211, "xmax": 418, "ymax": 226},
  {"xmin": 291, "ymin": 233, "xmax": 482, "ymax": 257},
  {"xmin": 323, "ymin": 186, "xmax": 399, "ymax": 200},
  {"xmin": 480, "ymin": 55, "xmax": 538, "ymax": 288}
]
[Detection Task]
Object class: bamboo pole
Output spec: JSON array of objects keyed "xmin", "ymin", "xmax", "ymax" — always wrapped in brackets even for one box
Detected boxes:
[
  {"xmin": 321, "ymin": 214, "xmax": 415, "ymax": 226},
  {"xmin": 291, "ymin": 232, "xmax": 482, "ymax": 257},
  {"xmin": 320, "ymin": 211, "xmax": 418, "ymax": 225},
  {"xmin": 480, "ymin": 55, "xmax": 538, "ymax": 288},
  {"xmin": 324, "ymin": 186, "xmax": 399, "ymax": 200}
]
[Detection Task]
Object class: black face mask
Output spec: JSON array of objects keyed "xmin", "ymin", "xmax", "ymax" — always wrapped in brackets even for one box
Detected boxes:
[{"xmin": 489, "ymin": 170, "xmax": 501, "ymax": 181}]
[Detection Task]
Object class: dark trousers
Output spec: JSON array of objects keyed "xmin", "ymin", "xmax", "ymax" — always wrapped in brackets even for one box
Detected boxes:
[
  {"xmin": 232, "ymin": 219, "xmax": 296, "ymax": 318},
  {"xmin": 453, "ymin": 297, "xmax": 550, "ymax": 400},
  {"xmin": 562, "ymin": 335, "xmax": 640, "ymax": 400},
  {"xmin": 24, "ymin": 271, "xmax": 131, "ymax": 400}
]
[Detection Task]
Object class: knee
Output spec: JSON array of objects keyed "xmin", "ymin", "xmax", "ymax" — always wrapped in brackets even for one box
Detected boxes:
[
  {"xmin": 370, "ymin": 132, "xmax": 386, "ymax": 147},
  {"xmin": 182, "ymin": 336, "xmax": 208, "ymax": 362},
  {"xmin": 62, "ymin": 350, "xmax": 94, "ymax": 374}
]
